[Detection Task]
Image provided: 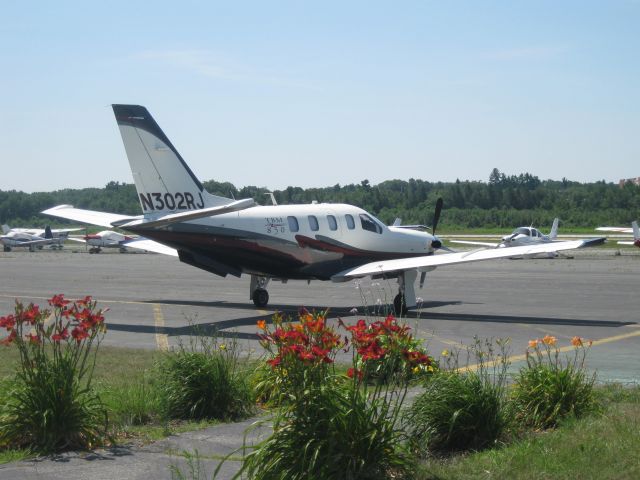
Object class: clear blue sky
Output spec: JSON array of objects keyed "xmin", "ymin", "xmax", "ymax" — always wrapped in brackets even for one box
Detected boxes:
[{"xmin": 1, "ymin": 1, "xmax": 638, "ymax": 193}]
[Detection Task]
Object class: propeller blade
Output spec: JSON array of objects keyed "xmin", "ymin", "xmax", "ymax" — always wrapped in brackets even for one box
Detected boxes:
[{"xmin": 432, "ymin": 197, "xmax": 443, "ymax": 236}]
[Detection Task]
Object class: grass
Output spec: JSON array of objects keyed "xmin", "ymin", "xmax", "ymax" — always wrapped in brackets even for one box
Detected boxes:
[
  {"xmin": 0, "ymin": 344, "xmax": 222, "ymax": 461},
  {"xmin": 2, "ymin": 343, "xmax": 639, "ymax": 478},
  {"xmin": 416, "ymin": 384, "xmax": 640, "ymax": 480}
]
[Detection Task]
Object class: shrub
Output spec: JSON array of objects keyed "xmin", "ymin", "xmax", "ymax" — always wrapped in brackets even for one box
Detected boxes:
[
  {"xmin": 405, "ymin": 338, "xmax": 510, "ymax": 454},
  {"xmin": 156, "ymin": 333, "xmax": 254, "ymax": 421},
  {"xmin": 510, "ymin": 335, "xmax": 597, "ymax": 430},
  {"xmin": 344, "ymin": 314, "xmax": 436, "ymax": 385},
  {"xmin": 232, "ymin": 311, "xmax": 431, "ymax": 479},
  {"xmin": 0, "ymin": 295, "xmax": 108, "ymax": 452}
]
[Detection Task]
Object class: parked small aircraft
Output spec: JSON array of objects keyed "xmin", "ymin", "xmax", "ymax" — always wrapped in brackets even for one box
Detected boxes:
[
  {"xmin": 42, "ymin": 105, "xmax": 605, "ymax": 313},
  {"xmin": 68, "ymin": 230, "xmax": 178, "ymax": 254},
  {"xmin": 1, "ymin": 224, "xmax": 80, "ymax": 252},
  {"xmin": 596, "ymin": 221, "xmax": 640, "ymax": 248},
  {"xmin": 449, "ymin": 219, "xmax": 560, "ymax": 250}
]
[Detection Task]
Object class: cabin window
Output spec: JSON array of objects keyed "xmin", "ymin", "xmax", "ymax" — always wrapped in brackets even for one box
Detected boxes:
[
  {"xmin": 359, "ymin": 214, "xmax": 383, "ymax": 234},
  {"xmin": 327, "ymin": 215, "xmax": 338, "ymax": 231},
  {"xmin": 308, "ymin": 215, "xmax": 319, "ymax": 231},
  {"xmin": 288, "ymin": 216, "xmax": 299, "ymax": 232},
  {"xmin": 345, "ymin": 214, "xmax": 355, "ymax": 230}
]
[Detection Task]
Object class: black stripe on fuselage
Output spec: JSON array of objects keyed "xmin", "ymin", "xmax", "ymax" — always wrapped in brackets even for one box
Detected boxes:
[{"xmin": 125, "ymin": 224, "xmax": 423, "ymax": 280}]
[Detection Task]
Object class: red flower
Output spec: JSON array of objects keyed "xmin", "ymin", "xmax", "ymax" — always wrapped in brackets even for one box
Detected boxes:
[
  {"xmin": 0, "ymin": 314, "xmax": 16, "ymax": 331},
  {"xmin": 267, "ymin": 356, "xmax": 282, "ymax": 368},
  {"xmin": 21, "ymin": 305, "xmax": 40, "ymax": 325},
  {"xmin": 26, "ymin": 333, "xmax": 40, "ymax": 345},
  {"xmin": 347, "ymin": 367, "xmax": 363, "ymax": 380},
  {"xmin": 48, "ymin": 294, "xmax": 70, "ymax": 308},
  {"xmin": 52, "ymin": 328, "xmax": 69, "ymax": 342},
  {"xmin": 71, "ymin": 326, "xmax": 90, "ymax": 342},
  {"xmin": 76, "ymin": 295, "xmax": 93, "ymax": 307}
]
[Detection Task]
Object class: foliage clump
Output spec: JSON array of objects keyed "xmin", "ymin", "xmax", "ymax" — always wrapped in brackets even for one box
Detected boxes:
[
  {"xmin": 405, "ymin": 338, "xmax": 511, "ymax": 454},
  {"xmin": 0, "ymin": 295, "xmax": 108, "ymax": 452},
  {"xmin": 233, "ymin": 311, "xmax": 435, "ymax": 479},
  {"xmin": 510, "ymin": 335, "xmax": 597, "ymax": 430},
  {"xmin": 156, "ymin": 333, "xmax": 254, "ymax": 422}
]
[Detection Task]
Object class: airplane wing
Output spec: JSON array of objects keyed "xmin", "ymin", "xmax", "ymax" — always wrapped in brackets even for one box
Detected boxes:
[
  {"xmin": 52, "ymin": 227, "xmax": 84, "ymax": 234},
  {"xmin": 3, "ymin": 238, "xmax": 55, "ymax": 247},
  {"xmin": 448, "ymin": 239, "xmax": 500, "ymax": 248},
  {"xmin": 332, "ymin": 237, "xmax": 606, "ymax": 280},
  {"xmin": 596, "ymin": 226, "xmax": 632, "ymax": 233},
  {"xmin": 66, "ymin": 236, "xmax": 88, "ymax": 244},
  {"xmin": 42, "ymin": 205, "xmax": 140, "ymax": 228}
]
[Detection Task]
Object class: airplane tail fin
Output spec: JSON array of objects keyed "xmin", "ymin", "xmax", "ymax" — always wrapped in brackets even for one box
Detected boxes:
[
  {"xmin": 549, "ymin": 218, "xmax": 559, "ymax": 240},
  {"xmin": 633, "ymin": 221, "xmax": 639, "ymax": 240},
  {"xmin": 44, "ymin": 225, "xmax": 53, "ymax": 239},
  {"xmin": 1, "ymin": 225, "xmax": 9, "ymax": 234},
  {"xmin": 112, "ymin": 105, "xmax": 233, "ymax": 217}
]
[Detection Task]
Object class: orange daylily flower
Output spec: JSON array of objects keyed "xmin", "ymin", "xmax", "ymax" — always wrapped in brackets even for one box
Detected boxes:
[
  {"xmin": 571, "ymin": 336, "xmax": 583, "ymax": 347},
  {"xmin": 257, "ymin": 320, "xmax": 266, "ymax": 330},
  {"xmin": 528, "ymin": 339, "xmax": 539, "ymax": 349},
  {"xmin": 542, "ymin": 335, "xmax": 557, "ymax": 346}
]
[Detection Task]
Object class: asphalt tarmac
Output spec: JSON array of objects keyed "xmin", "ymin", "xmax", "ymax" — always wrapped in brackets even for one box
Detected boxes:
[{"xmin": 0, "ymin": 246, "xmax": 639, "ymax": 479}]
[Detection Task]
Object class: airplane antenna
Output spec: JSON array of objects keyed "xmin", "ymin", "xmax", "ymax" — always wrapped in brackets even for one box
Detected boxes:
[{"xmin": 264, "ymin": 192, "xmax": 278, "ymax": 205}]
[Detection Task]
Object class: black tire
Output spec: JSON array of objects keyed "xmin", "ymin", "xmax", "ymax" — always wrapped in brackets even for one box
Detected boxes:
[
  {"xmin": 252, "ymin": 289, "xmax": 269, "ymax": 308},
  {"xmin": 393, "ymin": 293, "xmax": 408, "ymax": 316},
  {"xmin": 3, "ymin": 246, "xmax": 10, "ymax": 252}
]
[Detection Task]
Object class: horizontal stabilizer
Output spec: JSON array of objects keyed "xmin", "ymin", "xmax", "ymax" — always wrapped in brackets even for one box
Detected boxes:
[
  {"xmin": 115, "ymin": 198, "xmax": 256, "ymax": 229},
  {"xmin": 42, "ymin": 205, "xmax": 141, "ymax": 229}
]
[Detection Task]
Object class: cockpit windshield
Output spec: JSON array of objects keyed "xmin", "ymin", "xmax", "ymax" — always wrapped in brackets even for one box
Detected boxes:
[
  {"xmin": 359, "ymin": 213, "xmax": 384, "ymax": 234},
  {"xmin": 513, "ymin": 227, "xmax": 531, "ymax": 236}
]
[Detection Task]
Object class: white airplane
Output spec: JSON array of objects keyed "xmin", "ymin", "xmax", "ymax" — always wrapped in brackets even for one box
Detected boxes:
[
  {"xmin": 68, "ymin": 230, "xmax": 178, "ymax": 255},
  {"xmin": 1, "ymin": 224, "xmax": 80, "ymax": 252},
  {"xmin": 42, "ymin": 105, "xmax": 605, "ymax": 313},
  {"xmin": 68, "ymin": 230, "xmax": 136, "ymax": 253},
  {"xmin": 449, "ymin": 218, "xmax": 560, "ymax": 249},
  {"xmin": 596, "ymin": 221, "xmax": 640, "ymax": 248}
]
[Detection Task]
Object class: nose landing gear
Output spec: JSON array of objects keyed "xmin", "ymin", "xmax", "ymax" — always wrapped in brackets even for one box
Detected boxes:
[{"xmin": 250, "ymin": 275, "xmax": 271, "ymax": 308}]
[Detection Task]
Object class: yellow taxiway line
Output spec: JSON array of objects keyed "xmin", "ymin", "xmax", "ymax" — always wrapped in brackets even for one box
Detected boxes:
[
  {"xmin": 460, "ymin": 329, "xmax": 640, "ymax": 373},
  {"xmin": 153, "ymin": 304, "xmax": 170, "ymax": 351}
]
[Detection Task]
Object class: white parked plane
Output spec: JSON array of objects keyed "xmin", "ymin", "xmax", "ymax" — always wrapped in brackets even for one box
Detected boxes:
[
  {"xmin": 596, "ymin": 221, "xmax": 640, "ymax": 248},
  {"xmin": 68, "ymin": 230, "xmax": 177, "ymax": 255},
  {"xmin": 42, "ymin": 105, "xmax": 605, "ymax": 313},
  {"xmin": 1, "ymin": 224, "xmax": 80, "ymax": 252},
  {"xmin": 449, "ymin": 218, "xmax": 561, "ymax": 249},
  {"xmin": 69, "ymin": 230, "xmax": 136, "ymax": 253}
]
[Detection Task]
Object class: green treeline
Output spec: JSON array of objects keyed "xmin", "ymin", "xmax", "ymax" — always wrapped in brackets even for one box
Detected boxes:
[{"xmin": 1, "ymin": 170, "xmax": 639, "ymax": 230}]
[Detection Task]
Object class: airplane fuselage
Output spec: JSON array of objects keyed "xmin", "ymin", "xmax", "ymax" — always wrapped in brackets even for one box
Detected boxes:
[{"xmin": 126, "ymin": 203, "xmax": 436, "ymax": 280}]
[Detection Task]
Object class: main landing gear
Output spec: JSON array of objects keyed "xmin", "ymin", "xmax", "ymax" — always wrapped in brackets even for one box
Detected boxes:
[
  {"xmin": 393, "ymin": 270, "xmax": 418, "ymax": 316},
  {"xmin": 250, "ymin": 275, "xmax": 271, "ymax": 308}
]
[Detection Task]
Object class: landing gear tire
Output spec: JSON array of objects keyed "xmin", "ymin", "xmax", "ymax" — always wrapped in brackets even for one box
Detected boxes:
[
  {"xmin": 252, "ymin": 289, "xmax": 269, "ymax": 308},
  {"xmin": 3, "ymin": 246, "xmax": 10, "ymax": 252},
  {"xmin": 393, "ymin": 293, "xmax": 408, "ymax": 316}
]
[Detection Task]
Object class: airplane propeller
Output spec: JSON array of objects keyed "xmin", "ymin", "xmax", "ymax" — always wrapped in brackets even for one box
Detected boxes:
[
  {"xmin": 430, "ymin": 197, "xmax": 445, "ymax": 250},
  {"xmin": 432, "ymin": 197, "xmax": 443, "ymax": 237}
]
